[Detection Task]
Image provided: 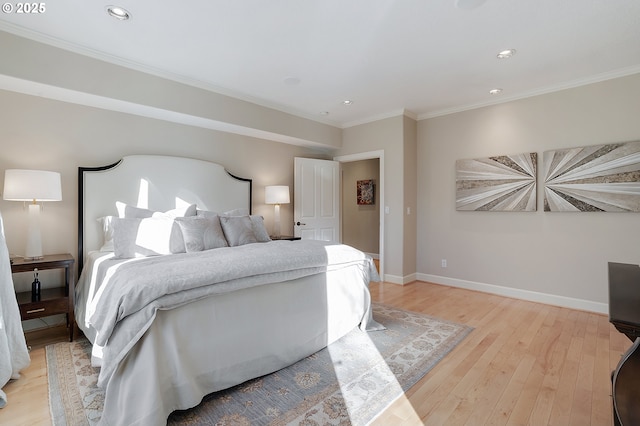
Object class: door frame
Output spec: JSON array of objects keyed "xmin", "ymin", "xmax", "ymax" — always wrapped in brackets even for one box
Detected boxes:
[{"xmin": 333, "ymin": 150, "xmax": 385, "ymax": 280}]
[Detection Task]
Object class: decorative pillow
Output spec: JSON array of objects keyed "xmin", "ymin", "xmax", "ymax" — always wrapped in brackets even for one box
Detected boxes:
[
  {"xmin": 250, "ymin": 215, "xmax": 271, "ymax": 242},
  {"xmin": 153, "ymin": 204, "xmax": 197, "ymax": 219},
  {"xmin": 219, "ymin": 215, "xmax": 258, "ymax": 247},
  {"xmin": 112, "ymin": 217, "xmax": 176, "ymax": 258},
  {"xmin": 175, "ymin": 216, "xmax": 228, "ymax": 252},
  {"xmin": 114, "ymin": 202, "xmax": 196, "ymax": 253},
  {"xmin": 97, "ymin": 216, "xmax": 115, "ymax": 252},
  {"xmin": 223, "ymin": 208, "xmax": 250, "ymax": 216},
  {"xmin": 116, "ymin": 202, "xmax": 154, "ymax": 219},
  {"xmin": 196, "ymin": 209, "xmax": 218, "ymax": 219}
]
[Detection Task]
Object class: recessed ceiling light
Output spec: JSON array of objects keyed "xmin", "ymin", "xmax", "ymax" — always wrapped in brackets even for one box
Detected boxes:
[
  {"xmin": 489, "ymin": 88, "xmax": 503, "ymax": 95},
  {"xmin": 106, "ymin": 5, "xmax": 131, "ymax": 20},
  {"xmin": 342, "ymin": 100, "xmax": 354, "ymax": 105},
  {"xmin": 497, "ymin": 49, "xmax": 516, "ymax": 59}
]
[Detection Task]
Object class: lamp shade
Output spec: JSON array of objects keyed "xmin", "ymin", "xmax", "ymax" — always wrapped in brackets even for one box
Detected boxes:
[
  {"xmin": 3, "ymin": 169, "xmax": 62, "ymax": 202},
  {"xmin": 265, "ymin": 185, "xmax": 290, "ymax": 205}
]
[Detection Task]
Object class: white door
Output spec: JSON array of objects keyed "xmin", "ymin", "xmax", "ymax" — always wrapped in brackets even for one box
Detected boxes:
[{"xmin": 294, "ymin": 158, "xmax": 340, "ymax": 241}]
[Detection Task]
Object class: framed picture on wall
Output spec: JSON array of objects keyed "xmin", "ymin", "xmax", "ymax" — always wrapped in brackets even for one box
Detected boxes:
[
  {"xmin": 357, "ymin": 179, "xmax": 375, "ymax": 205},
  {"xmin": 543, "ymin": 140, "xmax": 640, "ymax": 212},
  {"xmin": 455, "ymin": 152, "xmax": 538, "ymax": 211}
]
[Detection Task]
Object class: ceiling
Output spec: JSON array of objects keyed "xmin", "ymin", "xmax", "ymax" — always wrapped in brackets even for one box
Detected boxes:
[{"xmin": 1, "ymin": 0, "xmax": 640, "ymax": 128}]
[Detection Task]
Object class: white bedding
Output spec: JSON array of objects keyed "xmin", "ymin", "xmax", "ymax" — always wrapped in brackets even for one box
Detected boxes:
[{"xmin": 75, "ymin": 239, "xmax": 381, "ymax": 425}]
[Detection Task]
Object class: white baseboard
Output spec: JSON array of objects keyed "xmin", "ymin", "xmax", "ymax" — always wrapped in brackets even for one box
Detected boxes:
[
  {"xmin": 384, "ymin": 273, "xmax": 416, "ymax": 285},
  {"xmin": 416, "ymin": 273, "xmax": 608, "ymax": 314},
  {"xmin": 365, "ymin": 252, "xmax": 380, "ymax": 260}
]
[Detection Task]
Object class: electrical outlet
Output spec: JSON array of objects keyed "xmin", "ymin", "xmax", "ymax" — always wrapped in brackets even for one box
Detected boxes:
[{"xmin": 441, "ymin": 259, "xmax": 447, "ymax": 268}]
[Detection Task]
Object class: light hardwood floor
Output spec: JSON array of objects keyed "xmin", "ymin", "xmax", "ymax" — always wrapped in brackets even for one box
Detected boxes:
[{"xmin": 1, "ymin": 281, "xmax": 630, "ymax": 426}]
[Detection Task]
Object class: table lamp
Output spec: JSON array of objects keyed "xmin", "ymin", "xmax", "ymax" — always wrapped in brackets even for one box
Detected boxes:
[
  {"xmin": 3, "ymin": 169, "xmax": 62, "ymax": 259},
  {"xmin": 265, "ymin": 185, "xmax": 290, "ymax": 238}
]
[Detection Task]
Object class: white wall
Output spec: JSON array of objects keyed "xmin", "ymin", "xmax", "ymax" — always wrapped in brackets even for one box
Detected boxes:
[{"xmin": 417, "ymin": 73, "xmax": 640, "ymax": 312}]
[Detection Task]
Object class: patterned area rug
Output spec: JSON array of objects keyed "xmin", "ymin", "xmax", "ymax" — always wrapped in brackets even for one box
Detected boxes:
[{"xmin": 47, "ymin": 304, "xmax": 472, "ymax": 425}]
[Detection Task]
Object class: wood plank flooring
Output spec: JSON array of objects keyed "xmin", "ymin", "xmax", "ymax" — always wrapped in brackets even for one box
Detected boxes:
[
  {"xmin": 368, "ymin": 281, "xmax": 630, "ymax": 426},
  {"xmin": 1, "ymin": 281, "xmax": 630, "ymax": 426}
]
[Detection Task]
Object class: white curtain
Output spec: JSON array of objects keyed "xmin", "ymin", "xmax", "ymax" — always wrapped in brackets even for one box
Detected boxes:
[{"xmin": 0, "ymin": 212, "xmax": 30, "ymax": 408}]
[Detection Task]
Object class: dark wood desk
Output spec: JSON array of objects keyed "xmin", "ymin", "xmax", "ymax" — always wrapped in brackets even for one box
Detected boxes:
[{"xmin": 608, "ymin": 262, "xmax": 640, "ymax": 342}]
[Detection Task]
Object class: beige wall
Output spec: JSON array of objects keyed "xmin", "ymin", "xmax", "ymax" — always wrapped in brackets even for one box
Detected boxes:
[
  {"xmin": 341, "ymin": 159, "xmax": 380, "ymax": 255},
  {"xmin": 0, "ymin": 89, "xmax": 324, "ymax": 293},
  {"xmin": 339, "ymin": 116, "xmax": 404, "ymax": 280},
  {"xmin": 417, "ymin": 73, "xmax": 640, "ymax": 311},
  {"xmin": 402, "ymin": 115, "xmax": 417, "ymax": 276},
  {"xmin": 338, "ymin": 114, "xmax": 417, "ymax": 282}
]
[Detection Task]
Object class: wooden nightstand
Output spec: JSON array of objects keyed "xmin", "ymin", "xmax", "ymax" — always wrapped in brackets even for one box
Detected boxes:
[{"xmin": 11, "ymin": 253, "xmax": 75, "ymax": 342}]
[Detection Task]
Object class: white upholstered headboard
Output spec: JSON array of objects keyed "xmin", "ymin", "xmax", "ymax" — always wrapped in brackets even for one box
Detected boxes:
[{"xmin": 78, "ymin": 155, "xmax": 252, "ymax": 271}]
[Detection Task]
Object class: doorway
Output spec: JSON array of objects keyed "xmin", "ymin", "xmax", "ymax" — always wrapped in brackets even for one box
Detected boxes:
[
  {"xmin": 334, "ymin": 150, "xmax": 385, "ymax": 279},
  {"xmin": 341, "ymin": 159, "xmax": 380, "ymax": 254}
]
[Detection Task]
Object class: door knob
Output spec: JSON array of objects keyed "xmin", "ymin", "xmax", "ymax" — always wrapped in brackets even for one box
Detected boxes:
[{"xmin": 295, "ymin": 221, "xmax": 306, "ymax": 226}]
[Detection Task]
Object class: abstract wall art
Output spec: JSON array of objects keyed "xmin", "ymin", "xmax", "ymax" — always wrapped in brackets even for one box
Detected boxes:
[
  {"xmin": 456, "ymin": 152, "xmax": 537, "ymax": 211},
  {"xmin": 543, "ymin": 140, "xmax": 640, "ymax": 212},
  {"xmin": 357, "ymin": 179, "xmax": 375, "ymax": 205}
]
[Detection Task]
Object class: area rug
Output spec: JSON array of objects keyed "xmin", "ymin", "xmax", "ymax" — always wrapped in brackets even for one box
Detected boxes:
[{"xmin": 47, "ymin": 304, "xmax": 472, "ymax": 425}]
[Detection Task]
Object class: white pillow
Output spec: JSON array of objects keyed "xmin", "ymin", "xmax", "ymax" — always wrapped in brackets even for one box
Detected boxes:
[
  {"xmin": 97, "ymin": 216, "xmax": 115, "ymax": 252},
  {"xmin": 223, "ymin": 208, "xmax": 250, "ymax": 216},
  {"xmin": 152, "ymin": 204, "xmax": 197, "ymax": 219},
  {"xmin": 112, "ymin": 217, "xmax": 176, "ymax": 258},
  {"xmin": 116, "ymin": 202, "xmax": 153, "ymax": 219},
  {"xmin": 195, "ymin": 209, "xmax": 218, "ymax": 219},
  {"xmin": 113, "ymin": 202, "xmax": 197, "ymax": 253},
  {"xmin": 250, "ymin": 215, "xmax": 271, "ymax": 242},
  {"xmin": 175, "ymin": 215, "xmax": 228, "ymax": 252},
  {"xmin": 219, "ymin": 215, "xmax": 258, "ymax": 247}
]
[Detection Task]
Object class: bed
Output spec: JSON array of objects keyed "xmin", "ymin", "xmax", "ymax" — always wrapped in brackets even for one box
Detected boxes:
[{"xmin": 74, "ymin": 155, "xmax": 381, "ymax": 426}]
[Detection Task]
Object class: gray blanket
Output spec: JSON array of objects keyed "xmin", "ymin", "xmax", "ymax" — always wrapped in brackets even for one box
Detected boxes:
[{"xmin": 86, "ymin": 240, "xmax": 379, "ymax": 387}]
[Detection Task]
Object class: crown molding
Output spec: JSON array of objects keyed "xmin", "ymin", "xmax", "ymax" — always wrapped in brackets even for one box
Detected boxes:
[
  {"xmin": 419, "ymin": 66, "xmax": 640, "ymax": 120},
  {"xmin": 341, "ymin": 109, "xmax": 417, "ymax": 129}
]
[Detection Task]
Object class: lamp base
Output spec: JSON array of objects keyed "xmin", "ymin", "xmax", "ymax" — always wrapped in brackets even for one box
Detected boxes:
[
  {"xmin": 25, "ymin": 203, "xmax": 43, "ymax": 259},
  {"xmin": 272, "ymin": 204, "xmax": 281, "ymax": 239}
]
